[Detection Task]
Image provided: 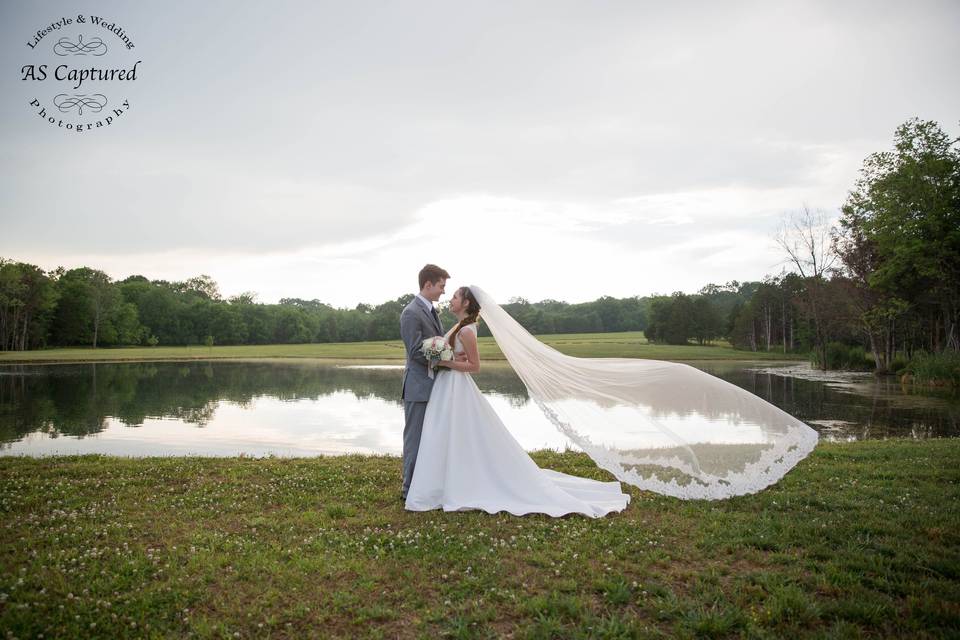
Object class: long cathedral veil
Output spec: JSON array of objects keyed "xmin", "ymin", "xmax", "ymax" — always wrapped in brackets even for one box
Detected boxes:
[{"xmin": 468, "ymin": 285, "xmax": 819, "ymax": 500}]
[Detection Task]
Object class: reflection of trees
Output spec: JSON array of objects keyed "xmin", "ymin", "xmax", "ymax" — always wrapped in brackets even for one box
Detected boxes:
[
  {"xmin": 472, "ymin": 367, "xmax": 530, "ymax": 403},
  {"xmin": 0, "ymin": 361, "xmax": 955, "ymax": 444},
  {"xmin": 0, "ymin": 364, "xmax": 113, "ymax": 440},
  {"xmin": 0, "ymin": 362, "xmax": 530, "ymax": 441},
  {"xmin": 699, "ymin": 365, "xmax": 960, "ymax": 439}
]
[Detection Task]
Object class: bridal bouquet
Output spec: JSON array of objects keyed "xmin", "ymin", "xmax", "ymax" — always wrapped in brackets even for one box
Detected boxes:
[{"xmin": 421, "ymin": 336, "xmax": 454, "ymax": 379}]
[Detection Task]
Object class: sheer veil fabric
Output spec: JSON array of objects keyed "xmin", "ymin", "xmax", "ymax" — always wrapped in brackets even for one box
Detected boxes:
[{"xmin": 468, "ymin": 285, "xmax": 819, "ymax": 500}]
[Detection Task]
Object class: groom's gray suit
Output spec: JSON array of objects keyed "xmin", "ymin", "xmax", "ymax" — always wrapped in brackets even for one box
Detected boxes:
[{"xmin": 399, "ymin": 294, "xmax": 444, "ymax": 498}]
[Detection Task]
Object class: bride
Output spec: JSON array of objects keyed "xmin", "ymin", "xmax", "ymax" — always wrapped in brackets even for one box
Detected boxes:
[
  {"xmin": 404, "ymin": 286, "xmax": 632, "ymax": 518},
  {"xmin": 406, "ymin": 283, "xmax": 818, "ymax": 508}
]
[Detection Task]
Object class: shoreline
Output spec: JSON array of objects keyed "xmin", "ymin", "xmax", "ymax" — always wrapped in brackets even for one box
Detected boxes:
[{"xmin": 0, "ymin": 435, "xmax": 954, "ymax": 460}]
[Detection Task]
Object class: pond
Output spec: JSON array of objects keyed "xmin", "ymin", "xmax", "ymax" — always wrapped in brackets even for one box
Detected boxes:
[{"xmin": 0, "ymin": 359, "xmax": 957, "ymax": 457}]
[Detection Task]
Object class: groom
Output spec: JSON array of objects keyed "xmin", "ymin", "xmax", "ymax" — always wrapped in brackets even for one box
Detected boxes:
[{"xmin": 399, "ymin": 264, "xmax": 451, "ymax": 500}]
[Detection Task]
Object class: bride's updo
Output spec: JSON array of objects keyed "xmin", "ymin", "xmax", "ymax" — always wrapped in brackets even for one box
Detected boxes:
[{"xmin": 449, "ymin": 286, "xmax": 481, "ymax": 348}]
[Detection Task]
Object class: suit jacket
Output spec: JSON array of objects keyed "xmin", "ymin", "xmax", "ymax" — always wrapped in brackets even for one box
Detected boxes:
[{"xmin": 400, "ymin": 296, "xmax": 444, "ymax": 402}]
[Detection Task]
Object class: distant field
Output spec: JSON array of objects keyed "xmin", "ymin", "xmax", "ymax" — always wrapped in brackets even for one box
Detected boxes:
[{"xmin": 0, "ymin": 331, "xmax": 805, "ymax": 363}]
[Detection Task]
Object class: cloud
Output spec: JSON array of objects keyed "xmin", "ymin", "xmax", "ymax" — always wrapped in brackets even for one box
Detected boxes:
[{"xmin": 0, "ymin": 0, "xmax": 957, "ymax": 304}]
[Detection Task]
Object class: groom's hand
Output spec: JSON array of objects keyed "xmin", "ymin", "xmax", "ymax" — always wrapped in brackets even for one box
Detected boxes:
[{"xmin": 454, "ymin": 353, "xmax": 468, "ymax": 362}]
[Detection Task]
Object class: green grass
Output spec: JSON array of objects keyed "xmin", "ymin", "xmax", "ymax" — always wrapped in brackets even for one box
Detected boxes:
[
  {"xmin": 904, "ymin": 351, "xmax": 960, "ymax": 388},
  {"xmin": 1, "ymin": 439, "xmax": 958, "ymax": 638},
  {"xmin": 0, "ymin": 331, "xmax": 803, "ymax": 364}
]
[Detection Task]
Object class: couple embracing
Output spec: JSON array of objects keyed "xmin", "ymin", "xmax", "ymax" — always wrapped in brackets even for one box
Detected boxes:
[{"xmin": 397, "ymin": 264, "xmax": 631, "ymax": 518}]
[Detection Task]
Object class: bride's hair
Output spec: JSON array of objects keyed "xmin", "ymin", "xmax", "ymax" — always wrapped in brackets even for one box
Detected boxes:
[{"xmin": 449, "ymin": 286, "xmax": 481, "ymax": 349}]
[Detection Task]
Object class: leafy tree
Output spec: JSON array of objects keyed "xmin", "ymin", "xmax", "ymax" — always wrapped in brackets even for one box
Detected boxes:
[
  {"xmin": 690, "ymin": 296, "xmax": 723, "ymax": 345},
  {"xmin": 87, "ymin": 269, "xmax": 120, "ymax": 348},
  {"xmin": 838, "ymin": 117, "xmax": 960, "ymax": 354},
  {"xmin": 174, "ymin": 274, "xmax": 222, "ymax": 301},
  {"xmin": 0, "ymin": 260, "xmax": 59, "ymax": 350},
  {"xmin": 101, "ymin": 302, "xmax": 144, "ymax": 346},
  {"xmin": 50, "ymin": 268, "xmax": 122, "ymax": 347},
  {"xmin": 646, "ymin": 293, "xmax": 698, "ymax": 345},
  {"xmin": 230, "ymin": 291, "xmax": 258, "ymax": 305},
  {"xmin": 273, "ymin": 306, "xmax": 311, "ymax": 343}
]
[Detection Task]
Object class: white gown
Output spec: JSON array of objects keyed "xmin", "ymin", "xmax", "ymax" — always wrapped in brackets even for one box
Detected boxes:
[{"xmin": 405, "ymin": 323, "xmax": 631, "ymax": 518}]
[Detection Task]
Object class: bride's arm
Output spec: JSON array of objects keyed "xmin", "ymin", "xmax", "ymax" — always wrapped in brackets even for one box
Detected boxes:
[{"xmin": 438, "ymin": 328, "xmax": 480, "ymax": 373}]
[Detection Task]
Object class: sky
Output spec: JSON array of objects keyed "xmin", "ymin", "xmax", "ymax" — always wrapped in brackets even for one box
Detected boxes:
[{"xmin": 1, "ymin": 0, "xmax": 958, "ymax": 308}]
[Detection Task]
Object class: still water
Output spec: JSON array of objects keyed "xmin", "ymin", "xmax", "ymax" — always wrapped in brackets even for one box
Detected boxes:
[{"xmin": 0, "ymin": 359, "xmax": 956, "ymax": 457}]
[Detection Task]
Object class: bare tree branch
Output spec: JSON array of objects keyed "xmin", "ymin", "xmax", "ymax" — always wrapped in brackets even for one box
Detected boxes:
[{"xmin": 774, "ymin": 204, "xmax": 838, "ymax": 280}]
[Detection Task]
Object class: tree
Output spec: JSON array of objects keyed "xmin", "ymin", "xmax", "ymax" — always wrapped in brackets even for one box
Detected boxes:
[
  {"xmin": 50, "ymin": 272, "xmax": 93, "ymax": 345},
  {"xmin": 775, "ymin": 205, "xmax": 839, "ymax": 280},
  {"xmin": 593, "ymin": 296, "xmax": 628, "ymax": 332},
  {"xmin": 229, "ymin": 291, "xmax": 258, "ymax": 305},
  {"xmin": 136, "ymin": 285, "xmax": 184, "ymax": 345},
  {"xmin": 730, "ymin": 301, "xmax": 759, "ymax": 351},
  {"xmin": 173, "ymin": 275, "xmax": 222, "ymax": 301},
  {"xmin": 690, "ymin": 296, "xmax": 722, "ymax": 345},
  {"xmin": 88, "ymin": 269, "xmax": 119, "ymax": 348},
  {"xmin": 645, "ymin": 293, "xmax": 695, "ymax": 345},
  {"xmin": 645, "ymin": 296, "xmax": 671, "ymax": 344},
  {"xmin": 833, "ymin": 198, "xmax": 905, "ymax": 371},
  {"xmin": 0, "ymin": 260, "xmax": 59, "ymax": 350},
  {"xmin": 50, "ymin": 267, "xmax": 122, "ymax": 347},
  {"xmin": 838, "ymin": 117, "xmax": 960, "ymax": 354},
  {"xmin": 775, "ymin": 205, "xmax": 842, "ymax": 368}
]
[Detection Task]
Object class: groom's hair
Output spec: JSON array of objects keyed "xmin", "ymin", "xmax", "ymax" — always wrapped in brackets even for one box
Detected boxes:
[{"xmin": 419, "ymin": 264, "xmax": 450, "ymax": 289}]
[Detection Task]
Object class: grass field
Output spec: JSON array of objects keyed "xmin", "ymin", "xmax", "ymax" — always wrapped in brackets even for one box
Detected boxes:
[
  {"xmin": 1, "ymin": 439, "xmax": 958, "ymax": 638},
  {"xmin": 0, "ymin": 332, "xmax": 805, "ymax": 364}
]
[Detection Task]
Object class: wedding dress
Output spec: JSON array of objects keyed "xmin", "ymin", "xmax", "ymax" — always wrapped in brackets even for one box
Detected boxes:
[{"xmin": 404, "ymin": 322, "xmax": 632, "ymax": 518}]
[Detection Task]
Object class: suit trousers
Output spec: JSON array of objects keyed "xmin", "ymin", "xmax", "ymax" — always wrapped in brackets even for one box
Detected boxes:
[{"xmin": 402, "ymin": 400, "xmax": 428, "ymax": 496}]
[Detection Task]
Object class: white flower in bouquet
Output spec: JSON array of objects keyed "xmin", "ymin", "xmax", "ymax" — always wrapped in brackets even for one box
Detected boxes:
[
  {"xmin": 421, "ymin": 336, "xmax": 447, "ymax": 358},
  {"xmin": 420, "ymin": 336, "xmax": 454, "ymax": 377}
]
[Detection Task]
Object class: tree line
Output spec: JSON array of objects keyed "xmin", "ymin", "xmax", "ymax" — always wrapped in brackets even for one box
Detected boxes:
[
  {"xmin": 726, "ymin": 118, "xmax": 959, "ymax": 373},
  {"xmin": 0, "ymin": 259, "xmax": 744, "ymax": 349},
  {"xmin": 2, "ymin": 118, "xmax": 956, "ymax": 376}
]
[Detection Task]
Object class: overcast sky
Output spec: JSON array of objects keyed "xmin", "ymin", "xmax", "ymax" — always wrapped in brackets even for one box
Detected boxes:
[{"xmin": 2, "ymin": 1, "xmax": 958, "ymax": 307}]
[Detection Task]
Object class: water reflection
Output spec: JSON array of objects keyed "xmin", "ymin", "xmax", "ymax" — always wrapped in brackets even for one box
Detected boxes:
[
  {"xmin": 702, "ymin": 362, "xmax": 960, "ymax": 440},
  {"xmin": 0, "ymin": 361, "xmax": 563, "ymax": 456},
  {"xmin": 0, "ymin": 359, "xmax": 956, "ymax": 457}
]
